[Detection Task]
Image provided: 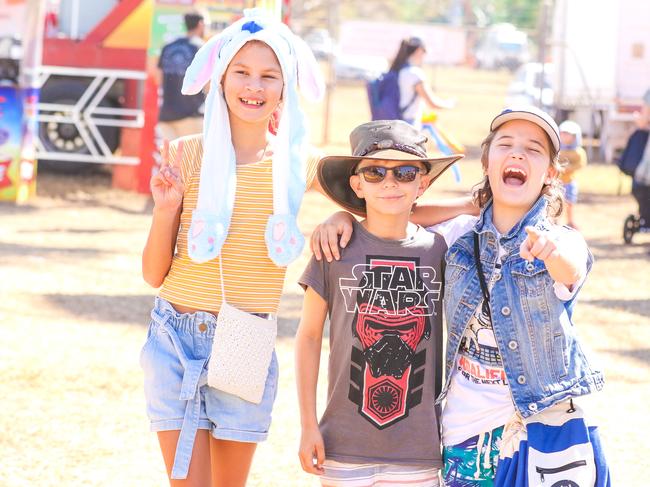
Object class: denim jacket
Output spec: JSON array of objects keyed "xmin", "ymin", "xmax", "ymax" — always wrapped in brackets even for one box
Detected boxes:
[{"xmin": 439, "ymin": 196, "xmax": 603, "ymax": 418}]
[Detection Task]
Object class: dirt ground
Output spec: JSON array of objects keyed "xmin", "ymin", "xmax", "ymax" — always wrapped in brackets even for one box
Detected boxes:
[{"xmin": 2, "ymin": 66, "xmax": 649, "ymax": 486}]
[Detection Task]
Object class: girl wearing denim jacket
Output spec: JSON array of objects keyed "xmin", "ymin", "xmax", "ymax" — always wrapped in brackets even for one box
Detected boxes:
[{"xmin": 440, "ymin": 107, "xmax": 605, "ymax": 485}]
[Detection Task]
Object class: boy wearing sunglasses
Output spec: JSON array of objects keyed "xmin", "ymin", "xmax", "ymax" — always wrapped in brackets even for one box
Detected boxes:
[{"xmin": 295, "ymin": 120, "xmax": 473, "ymax": 486}]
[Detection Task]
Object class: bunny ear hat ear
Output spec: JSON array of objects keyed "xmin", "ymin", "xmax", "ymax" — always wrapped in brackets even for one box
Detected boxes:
[{"xmin": 181, "ymin": 9, "xmax": 324, "ymax": 266}]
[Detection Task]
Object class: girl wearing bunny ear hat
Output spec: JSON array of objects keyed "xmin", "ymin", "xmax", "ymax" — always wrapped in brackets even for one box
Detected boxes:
[{"xmin": 141, "ymin": 9, "xmax": 325, "ymax": 485}]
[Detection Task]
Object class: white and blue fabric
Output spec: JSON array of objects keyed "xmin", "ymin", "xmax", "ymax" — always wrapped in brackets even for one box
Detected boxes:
[
  {"xmin": 494, "ymin": 401, "xmax": 611, "ymax": 487},
  {"xmin": 181, "ymin": 9, "xmax": 324, "ymax": 266}
]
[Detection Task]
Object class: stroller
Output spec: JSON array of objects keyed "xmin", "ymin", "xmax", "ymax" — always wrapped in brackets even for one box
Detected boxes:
[{"xmin": 618, "ymin": 128, "xmax": 650, "ymax": 243}]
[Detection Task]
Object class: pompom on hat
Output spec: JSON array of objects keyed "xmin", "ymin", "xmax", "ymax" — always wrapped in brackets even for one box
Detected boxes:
[{"xmin": 181, "ymin": 9, "xmax": 325, "ymax": 266}]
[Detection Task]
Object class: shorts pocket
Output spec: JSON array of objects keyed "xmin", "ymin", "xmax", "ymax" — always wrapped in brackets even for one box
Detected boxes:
[{"xmin": 139, "ymin": 321, "xmax": 159, "ymax": 369}]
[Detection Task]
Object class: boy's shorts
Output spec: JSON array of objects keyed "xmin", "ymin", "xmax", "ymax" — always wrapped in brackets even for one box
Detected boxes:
[
  {"xmin": 442, "ymin": 425, "xmax": 504, "ymax": 486},
  {"xmin": 564, "ymin": 181, "xmax": 579, "ymax": 204},
  {"xmin": 140, "ymin": 297, "xmax": 279, "ymax": 478},
  {"xmin": 320, "ymin": 460, "xmax": 440, "ymax": 486}
]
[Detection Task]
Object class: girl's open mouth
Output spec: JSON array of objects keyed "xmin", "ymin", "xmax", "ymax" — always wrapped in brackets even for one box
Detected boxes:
[
  {"xmin": 240, "ymin": 97, "xmax": 265, "ymax": 107},
  {"xmin": 502, "ymin": 166, "xmax": 527, "ymax": 186}
]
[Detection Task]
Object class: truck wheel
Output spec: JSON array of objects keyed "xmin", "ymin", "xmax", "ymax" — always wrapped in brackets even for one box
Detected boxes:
[{"xmin": 38, "ymin": 79, "xmax": 120, "ymax": 172}]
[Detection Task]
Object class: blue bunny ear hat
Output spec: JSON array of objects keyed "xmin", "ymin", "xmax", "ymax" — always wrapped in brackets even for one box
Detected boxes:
[{"xmin": 181, "ymin": 9, "xmax": 324, "ymax": 266}]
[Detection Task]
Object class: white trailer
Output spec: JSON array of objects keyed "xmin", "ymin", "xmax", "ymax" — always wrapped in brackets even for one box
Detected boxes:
[{"xmin": 551, "ymin": 0, "xmax": 650, "ymax": 162}]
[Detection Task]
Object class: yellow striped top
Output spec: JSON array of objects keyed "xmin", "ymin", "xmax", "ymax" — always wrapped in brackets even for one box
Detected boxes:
[{"xmin": 159, "ymin": 134, "xmax": 320, "ymax": 314}]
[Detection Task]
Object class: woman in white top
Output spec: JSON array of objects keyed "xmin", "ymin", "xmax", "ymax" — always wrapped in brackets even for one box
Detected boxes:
[{"xmin": 390, "ymin": 36, "xmax": 454, "ymax": 129}]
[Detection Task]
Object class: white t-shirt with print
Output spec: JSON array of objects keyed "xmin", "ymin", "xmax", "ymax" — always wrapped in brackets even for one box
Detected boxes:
[
  {"xmin": 398, "ymin": 65, "xmax": 425, "ymax": 126},
  {"xmin": 442, "ymin": 239, "xmax": 514, "ymax": 446}
]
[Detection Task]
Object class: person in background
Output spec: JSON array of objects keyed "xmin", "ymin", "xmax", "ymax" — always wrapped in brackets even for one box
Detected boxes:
[
  {"xmin": 630, "ymin": 89, "xmax": 650, "ymax": 227},
  {"xmin": 155, "ymin": 12, "xmax": 206, "ymax": 141},
  {"xmin": 390, "ymin": 36, "xmax": 454, "ymax": 130},
  {"xmin": 558, "ymin": 120, "xmax": 588, "ymax": 229}
]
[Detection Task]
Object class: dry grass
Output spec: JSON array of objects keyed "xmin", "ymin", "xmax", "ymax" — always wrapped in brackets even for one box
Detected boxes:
[
  {"xmin": 305, "ymin": 65, "xmax": 512, "ymax": 151},
  {"xmin": 1, "ymin": 67, "xmax": 648, "ymax": 486}
]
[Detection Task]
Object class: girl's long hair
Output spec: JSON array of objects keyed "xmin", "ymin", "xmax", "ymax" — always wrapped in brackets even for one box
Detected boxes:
[
  {"xmin": 389, "ymin": 37, "xmax": 425, "ymax": 72},
  {"xmin": 473, "ymin": 129, "xmax": 565, "ymax": 218}
]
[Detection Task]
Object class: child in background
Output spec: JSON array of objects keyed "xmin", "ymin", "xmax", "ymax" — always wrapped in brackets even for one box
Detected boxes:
[
  {"xmin": 140, "ymin": 10, "xmax": 325, "ymax": 485},
  {"xmin": 558, "ymin": 120, "xmax": 588, "ymax": 229},
  {"xmin": 440, "ymin": 107, "xmax": 607, "ymax": 485},
  {"xmin": 296, "ymin": 120, "xmax": 470, "ymax": 486}
]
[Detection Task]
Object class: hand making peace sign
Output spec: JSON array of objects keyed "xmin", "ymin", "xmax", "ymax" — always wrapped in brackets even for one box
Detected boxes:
[{"xmin": 150, "ymin": 139, "xmax": 185, "ymax": 212}]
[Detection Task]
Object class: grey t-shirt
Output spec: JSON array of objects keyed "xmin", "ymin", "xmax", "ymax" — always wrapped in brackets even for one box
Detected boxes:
[{"xmin": 299, "ymin": 220, "xmax": 448, "ymax": 467}]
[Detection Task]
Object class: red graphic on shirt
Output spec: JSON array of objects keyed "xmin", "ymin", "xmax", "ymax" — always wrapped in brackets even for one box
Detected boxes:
[{"xmin": 347, "ymin": 257, "xmax": 434, "ymax": 429}]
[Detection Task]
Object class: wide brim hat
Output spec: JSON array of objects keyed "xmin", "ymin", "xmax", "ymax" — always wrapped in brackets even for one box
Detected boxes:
[
  {"xmin": 318, "ymin": 120, "xmax": 463, "ymax": 216},
  {"xmin": 490, "ymin": 106, "xmax": 560, "ymax": 152}
]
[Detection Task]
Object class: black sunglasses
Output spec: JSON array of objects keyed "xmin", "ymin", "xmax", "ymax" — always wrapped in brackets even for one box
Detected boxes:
[{"xmin": 355, "ymin": 165, "xmax": 424, "ymax": 183}]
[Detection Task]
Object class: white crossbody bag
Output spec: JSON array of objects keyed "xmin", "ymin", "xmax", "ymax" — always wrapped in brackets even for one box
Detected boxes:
[{"xmin": 207, "ymin": 256, "xmax": 277, "ymax": 404}]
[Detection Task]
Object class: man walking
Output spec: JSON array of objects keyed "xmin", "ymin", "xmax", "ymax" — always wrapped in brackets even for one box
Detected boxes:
[{"xmin": 156, "ymin": 12, "xmax": 206, "ymax": 141}]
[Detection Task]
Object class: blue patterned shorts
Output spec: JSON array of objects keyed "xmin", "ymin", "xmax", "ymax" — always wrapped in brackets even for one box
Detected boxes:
[{"xmin": 442, "ymin": 425, "xmax": 504, "ymax": 486}]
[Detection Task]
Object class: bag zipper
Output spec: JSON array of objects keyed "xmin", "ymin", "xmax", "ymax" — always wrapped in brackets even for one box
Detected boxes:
[{"xmin": 536, "ymin": 460, "xmax": 587, "ymax": 482}]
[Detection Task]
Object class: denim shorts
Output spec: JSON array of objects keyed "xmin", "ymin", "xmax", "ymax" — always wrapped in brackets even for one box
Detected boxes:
[
  {"xmin": 140, "ymin": 297, "xmax": 279, "ymax": 479},
  {"xmin": 564, "ymin": 181, "xmax": 579, "ymax": 204}
]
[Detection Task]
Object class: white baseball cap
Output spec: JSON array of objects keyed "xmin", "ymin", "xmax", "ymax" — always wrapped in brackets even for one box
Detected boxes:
[
  {"xmin": 490, "ymin": 106, "xmax": 560, "ymax": 152},
  {"xmin": 559, "ymin": 120, "xmax": 581, "ymax": 135}
]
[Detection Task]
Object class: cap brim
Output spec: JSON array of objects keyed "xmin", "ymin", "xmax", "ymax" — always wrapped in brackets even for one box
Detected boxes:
[
  {"xmin": 317, "ymin": 153, "xmax": 464, "ymax": 217},
  {"xmin": 491, "ymin": 111, "xmax": 560, "ymax": 152}
]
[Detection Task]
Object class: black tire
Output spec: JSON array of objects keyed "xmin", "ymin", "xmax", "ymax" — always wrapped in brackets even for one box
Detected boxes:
[
  {"xmin": 38, "ymin": 79, "xmax": 120, "ymax": 173},
  {"xmin": 623, "ymin": 214, "xmax": 637, "ymax": 244}
]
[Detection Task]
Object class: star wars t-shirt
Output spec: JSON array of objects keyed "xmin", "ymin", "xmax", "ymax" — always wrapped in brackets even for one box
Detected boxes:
[{"xmin": 299, "ymin": 220, "xmax": 449, "ymax": 467}]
